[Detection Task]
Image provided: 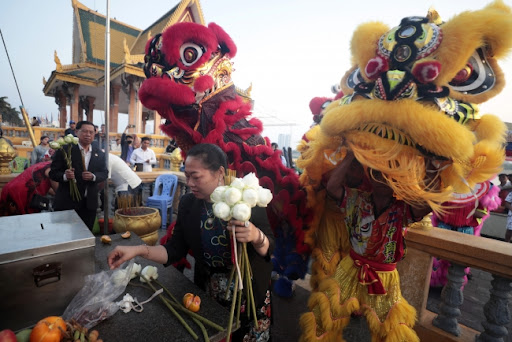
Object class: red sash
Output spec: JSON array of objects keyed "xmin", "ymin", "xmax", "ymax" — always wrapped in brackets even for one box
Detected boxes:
[{"xmin": 350, "ymin": 249, "xmax": 396, "ymax": 295}]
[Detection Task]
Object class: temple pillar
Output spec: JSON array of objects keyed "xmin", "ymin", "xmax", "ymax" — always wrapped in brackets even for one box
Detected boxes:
[
  {"xmin": 70, "ymin": 84, "xmax": 80, "ymax": 124},
  {"xmin": 154, "ymin": 111, "xmax": 161, "ymax": 135},
  {"xmin": 86, "ymin": 96, "xmax": 95, "ymax": 123},
  {"xmin": 128, "ymin": 81, "xmax": 137, "ymax": 130},
  {"xmin": 78, "ymin": 97, "xmax": 84, "ymax": 122},
  {"xmin": 142, "ymin": 111, "xmax": 149, "ymax": 134},
  {"xmin": 56, "ymin": 91, "xmax": 68, "ymax": 129},
  {"xmin": 109, "ymin": 84, "xmax": 121, "ymax": 133}
]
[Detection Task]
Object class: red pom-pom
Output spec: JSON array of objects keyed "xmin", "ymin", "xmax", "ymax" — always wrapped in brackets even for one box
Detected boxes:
[
  {"xmin": 412, "ymin": 60, "xmax": 441, "ymax": 84},
  {"xmin": 365, "ymin": 56, "xmax": 388, "ymax": 80},
  {"xmin": 194, "ymin": 75, "xmax": 215, "ymax": 93}
]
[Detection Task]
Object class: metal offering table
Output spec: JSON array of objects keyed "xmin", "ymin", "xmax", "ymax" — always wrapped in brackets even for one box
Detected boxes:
[
  {"xmin": 0, "ymin": 210, "xmax": 95, "ymax": 331},
  {"xmin": 94, "ymin": 234, "xmax": 235, "ymax": 342}
]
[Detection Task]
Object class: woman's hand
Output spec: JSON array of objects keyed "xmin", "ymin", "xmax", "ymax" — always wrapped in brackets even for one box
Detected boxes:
[
  {"xmin": 227, "ymin": 219, "xmax": 259, "ymax": 243},
  {"xmin": 227, "ymin": 219, "xmax": 269, "ymax": 256},
  {"xmin": 108, "ymin": 245, "xmax": 140, "ymax": 270}
]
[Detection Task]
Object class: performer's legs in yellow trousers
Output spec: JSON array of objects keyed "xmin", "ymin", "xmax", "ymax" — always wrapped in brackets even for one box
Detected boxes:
[{"xmin": 300, "ymin": 256, "xmax": 419, "ymax": 342}]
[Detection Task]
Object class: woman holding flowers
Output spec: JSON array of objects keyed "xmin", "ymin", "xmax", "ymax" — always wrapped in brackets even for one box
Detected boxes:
[{"xmin": 108, "ymin": 143, "xmax": 275, "ymax": 341}]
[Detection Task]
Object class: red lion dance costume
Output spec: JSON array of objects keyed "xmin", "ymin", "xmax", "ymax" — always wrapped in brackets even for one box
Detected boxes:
[
  {"xmin": 298, "ymin": 2, "xmax": 511, "ymax": 341},
  {"xmin": 139, "ymin": 22, "xmax": 311, "ymax": 289}
]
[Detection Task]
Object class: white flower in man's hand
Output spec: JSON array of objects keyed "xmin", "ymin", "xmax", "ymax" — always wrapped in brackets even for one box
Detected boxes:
[
  {"xmin": 232, "ymin": 203, "xmax": 251, "ymax": 221},
  {"xmin": 64, "ymin": 135, "xmax": 73, "ymax": 144},
  {"xmin": 213, "ymin": 202, "xmax": 231, "ymax": 221},
  {"xmin": 57, "ymin": 137, "xmax": 66, "ymax": 146},
  {"xmin": 49, "ymin": 141, "xmax": 61, "ymax": 150},
  {"xmin": 230, "ymin": 178, "xmax": 245, "ymax": 190},
  {"xmin": 72, "ymin": 137, "xmax": 79, "ymax": 145},
  {"xmin": 140, "ymin": 265, "xmax": 159, "ymax": 283},
  {"xmin": 211, "ymin": 186, "xmax": 227, "ymax": 203},
  {"xmin": 224, "ymin": 187, "xmax": 242, "ymax": 206},
  {"xmin": 257, "ymin": 187, "xmax": 273, "ymax": 207},
  {"xmin": 242, "ymin": 188, "xmax": 258, "ymax": 207},
  {"xmin": 242, "ymin": 172, "xmax": 260, "ymax": 189}
]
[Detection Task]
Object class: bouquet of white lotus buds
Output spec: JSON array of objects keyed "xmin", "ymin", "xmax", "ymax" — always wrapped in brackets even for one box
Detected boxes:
[
  {"xmin": 210, "ymin": 172, "xmax": 273, "ymax": 221},
  {"xmin": 210, "ymin": 171, "xmax": 273, "ymax": 341},
  {"xmin": 49, "ymin": 134, "xmax": 82, "ymax": 202}
]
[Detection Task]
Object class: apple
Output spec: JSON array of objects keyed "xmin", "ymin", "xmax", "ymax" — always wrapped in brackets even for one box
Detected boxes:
[{"xmin": 0, "ymin": 329, "xmax": 16, "ymax": 342}]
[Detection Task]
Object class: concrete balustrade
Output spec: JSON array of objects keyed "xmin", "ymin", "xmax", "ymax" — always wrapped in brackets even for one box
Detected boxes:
[{"xmin": 398, "ymin": 224, "xmax": 512, "ymax": 342}]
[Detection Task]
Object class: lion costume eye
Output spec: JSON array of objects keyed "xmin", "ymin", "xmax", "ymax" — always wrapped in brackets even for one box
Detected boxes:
[{"xmin": 179, "ymin": 43, "xmax": 205, "ymax": 67}]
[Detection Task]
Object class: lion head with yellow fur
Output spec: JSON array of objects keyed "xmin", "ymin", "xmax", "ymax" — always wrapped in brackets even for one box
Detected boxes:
[{"xmin": 299, "ymin": 1, "xmax": 511, "ymax": 214}]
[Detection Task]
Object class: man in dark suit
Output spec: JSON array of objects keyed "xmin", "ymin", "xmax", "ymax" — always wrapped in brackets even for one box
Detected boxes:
[{"xmin": 50, "ymin": 121, "xmax": 108, "ymax": 230}]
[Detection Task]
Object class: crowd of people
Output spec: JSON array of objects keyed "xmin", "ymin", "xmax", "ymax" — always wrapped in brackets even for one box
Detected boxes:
[{"xmin": 0, "ymin": 121, "xmax": 166, "ymax": 225}]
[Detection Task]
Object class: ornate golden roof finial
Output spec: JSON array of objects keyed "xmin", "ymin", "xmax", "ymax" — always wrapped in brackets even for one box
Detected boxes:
[
  {"xmin": 43, "ymin": 76, "xmax": 47, "ymax": 86},
  {"xmin": 123, "ymin": 38, "xmax": 131, "ymax": 64},
  {"xmin": 54, "ymin": 50, "xmax": 62, "ymax": 72},
  {"xmin": 427, "ymin": 7, "xmax": 442, "ymax": 25},
  {"xmin": 245, "ymin": 82, "xmax": 252, "ymax": 97}
]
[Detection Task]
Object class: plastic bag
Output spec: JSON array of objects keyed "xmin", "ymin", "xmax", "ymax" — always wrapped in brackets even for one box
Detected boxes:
[{"xmin": 62, "ymin": 260, "xmax": 134, "ymax": 329}]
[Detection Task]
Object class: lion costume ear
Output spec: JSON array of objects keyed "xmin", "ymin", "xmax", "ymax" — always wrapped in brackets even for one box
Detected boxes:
[
  {"xmin": 435, "ymin": 0, "xmax": 512, "ymax": 103},
  {"xmin": 338, "ymin": 22, "xmax": 389, "ymax": 95},
  {"xmin": 208, "ymin": 22, "xmax": 237, "ymax": 58}
]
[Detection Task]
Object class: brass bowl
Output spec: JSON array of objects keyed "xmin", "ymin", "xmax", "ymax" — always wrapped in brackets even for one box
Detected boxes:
[{"xmin": 113, "ymin": 207, "xmax": 161, "ymax": 245}]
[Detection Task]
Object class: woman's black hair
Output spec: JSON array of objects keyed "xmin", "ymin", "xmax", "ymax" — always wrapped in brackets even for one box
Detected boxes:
[{"xmin": 187, "ymin": 143, "xmax": 227, "ymax": 172}]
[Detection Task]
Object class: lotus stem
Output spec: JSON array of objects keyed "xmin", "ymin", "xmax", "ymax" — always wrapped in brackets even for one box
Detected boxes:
[
  {"xmin": 153, "ymin": 279, "xmax": 225, "ymax": 332},
  {"xmin": 139, "ymin": 274, "xmax": 198, "ymax": 340},
  {"xmin": 225, "ymin": 261, "xmax": 236, "ymax": 301},
  {"xmin": 236, "ymin": 246, "xmax": 245, "ymax": 328},
  {"xmin": 192, "ymin": 317, "xmax": 209, "ymax": 342},
  {"xmin": 243, "ymin": 243, "xmax": 258, "ymax": 329},
  {"xmin": 226, "ymin": 270, "xmax": 239, "ymax": 342}
]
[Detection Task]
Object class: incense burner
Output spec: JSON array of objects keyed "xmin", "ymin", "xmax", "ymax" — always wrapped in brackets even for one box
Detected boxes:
[{"xmin": 113, "ymin": 207, "xmax": 161, "ymax": 245}]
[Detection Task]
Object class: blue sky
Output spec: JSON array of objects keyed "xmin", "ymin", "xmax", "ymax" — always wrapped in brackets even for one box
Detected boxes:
[{"xmin": 1, "ymin": 0, "xmax": 511, "ymax": 146}]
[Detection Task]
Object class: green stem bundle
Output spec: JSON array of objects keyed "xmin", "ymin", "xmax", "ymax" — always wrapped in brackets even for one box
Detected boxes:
[
  {"xmin": 64, "ymin": 144, "xmax": 81, "ymax": 202},
  {"xmin": 225, "ymin": 242, "xmax": 259, "ymax": 342}
]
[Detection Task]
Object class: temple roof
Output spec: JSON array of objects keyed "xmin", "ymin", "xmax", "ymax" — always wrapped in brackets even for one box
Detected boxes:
[
  {"xmin": 43, "ymin": 0, "xmax": 205, "ymax": 109},
  {"xmin": 72, "ymin": 0, "xmax": 142, "ymax": 67}
]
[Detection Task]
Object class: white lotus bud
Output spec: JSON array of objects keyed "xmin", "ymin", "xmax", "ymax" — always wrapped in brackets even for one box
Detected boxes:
[
  {"xmin": 72, "ymin": 137, "xmax": 79, "ymax": 145},
  {"xmin": 64, "ymin": 135, "xmax": 73, "ymax": 144},
  {"xmin": 213, "ymin": 202, "xmax": 231, "ymax": 221},
  {"xmin": 224, "ymin": 187, "xmax": 242, "ymax": 206},
  {"xmin": 49, "ymin": 141, "xmax": 61, "ymax": 150},
  {"xmin": 242, "ymin": 172, "xmax": 260, "ymax": 189},
  {"xmin": 257, "ymin": 187, "xmax": 273, "ymax": 207},
  {"xmin": 229, "ymin": 177, "xmax": 245, "ymax": 190},
  {"xmin": 57, "ymin": 137, "xmax": 65, "ymax": 146},
  {"xmin": 242, "ymin": 188, "xmax": 258, "ymax": 207},
  {"xmin": 140, "ymin": 265, "xmax": 159, "ymax": 283},
  {"xmin": 210, "ymin": 186, "xmax": 227, "ymax": 203},
  {"xmin": 232, "ymin": 202, "xmax": 252, "ymax": 221},
  {"xmin": 130, "ymin": 263, "xmax": 142, "ymax": 280}
]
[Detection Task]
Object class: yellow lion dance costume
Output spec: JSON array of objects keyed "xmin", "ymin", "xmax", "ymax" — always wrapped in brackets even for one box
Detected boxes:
[{"xmin": 298, "ymin": 2, "xmax": 512, "ymax": 341}]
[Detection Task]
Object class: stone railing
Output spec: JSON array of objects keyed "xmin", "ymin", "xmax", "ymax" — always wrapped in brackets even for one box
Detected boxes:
[
  {"xmin": 397, "ymin": 221, "xmax": 512, "ymax": 342},
  {"xmin": 0, "ymin": 125, "xmax": 171, "ymax": 154}
]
